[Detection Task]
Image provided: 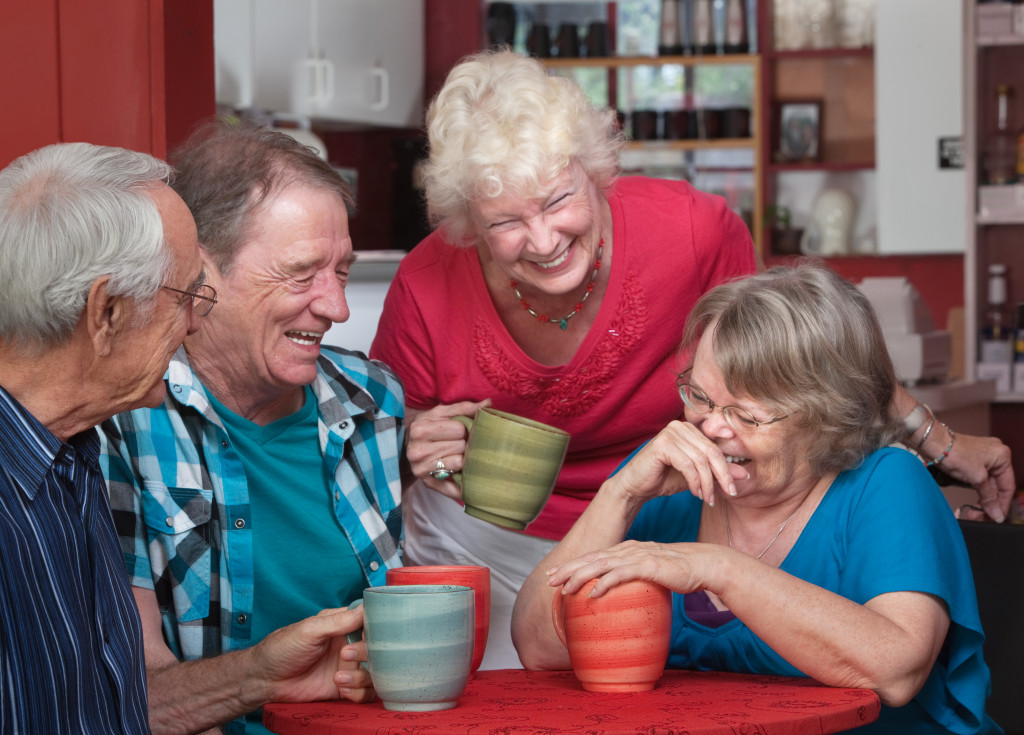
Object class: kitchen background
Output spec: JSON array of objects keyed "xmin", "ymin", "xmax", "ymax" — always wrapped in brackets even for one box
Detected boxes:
[{"xmin": 1, "ymin": 0, "xmax": 1023, "ymax": 476}]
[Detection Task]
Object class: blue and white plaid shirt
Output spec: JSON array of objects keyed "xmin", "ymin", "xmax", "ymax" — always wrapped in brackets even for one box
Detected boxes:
[{"xmin": 100, "ymin": 345, "xmax": 404, "ymax": 663}]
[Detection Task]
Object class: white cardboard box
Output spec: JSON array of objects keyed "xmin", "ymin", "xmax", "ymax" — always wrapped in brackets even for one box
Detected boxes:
[
  {"xmin": 978, "ymin": 4, "xmax": 1015, "ymax": 36},
  {"xmin": 978, "ymin": 185, "xmax": 1024, "ymax": 219},
  {"xmin": 977, "ymin": 361, "xmax": 1013, "ymax": 394}
]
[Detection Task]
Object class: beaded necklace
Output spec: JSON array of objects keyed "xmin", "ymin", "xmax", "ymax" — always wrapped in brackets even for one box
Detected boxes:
[{"xmin": 509, "ymin": 242, "xmax": 603, "ymax": 330}]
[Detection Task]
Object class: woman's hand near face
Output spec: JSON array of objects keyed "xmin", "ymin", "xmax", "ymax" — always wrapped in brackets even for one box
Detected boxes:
[
  {"xmin": 610, "ymin": 421, "xmax": 749, "ymax": 508},
  {"xmin": 405, "ymin": 400, "xmax": 490, "ymax": 500}
]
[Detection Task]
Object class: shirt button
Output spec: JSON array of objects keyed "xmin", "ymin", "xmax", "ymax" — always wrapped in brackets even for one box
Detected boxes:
[
  {"xmin": 335, "ymin": 490, "xmax": 341, "ymax": 501},
  {"xmin": 369, "ymin": 561, "xmax": 379, "ymax": 572},
  {"xmin": 234, "ymin": 519, "xmax": 245, "ymax": 529},
  {"xmin": 237, "ymin": 614, "xmax": 247, "ymax": 625},
  {"xmin": 166, "ymin": 516, "xmax": 174, "ymax": 527},
  {"xmin": 173, "ymin": 385, "xmax": 182, "ymax": 393},
  {"xmin": 340, "ymin": 421, "xmax": 349, "ymax": 429},
  {"xmin": 221, "ymin": 440, "xmax": 229, "ymax": 448}
]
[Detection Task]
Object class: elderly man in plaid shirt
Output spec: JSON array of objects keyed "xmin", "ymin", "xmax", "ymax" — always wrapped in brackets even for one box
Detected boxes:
[{"xmin": 101, "ymin": 120, "xmax": 405, "ymax": 735}]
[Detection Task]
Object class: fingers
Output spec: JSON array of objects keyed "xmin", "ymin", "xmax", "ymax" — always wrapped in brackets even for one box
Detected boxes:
[
  {"xmin": 547, "ymin": 541, "xmax": 669, "ymax": 597},
  {"xmin": 624, "ymin": 422, "xmax": 744, "ymax": 506},
  {"xmin": 406, "ymin": 402, "xmax": 481, "ymax": 482},
  {"xmin": 334, "ymin": 656, "xmax": 375, "ymax": 703}
]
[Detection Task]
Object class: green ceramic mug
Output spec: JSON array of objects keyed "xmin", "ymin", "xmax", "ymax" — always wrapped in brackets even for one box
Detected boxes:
[{"xmin": 452, "ymin": 407, "xmax": 570, "ymax": 530}]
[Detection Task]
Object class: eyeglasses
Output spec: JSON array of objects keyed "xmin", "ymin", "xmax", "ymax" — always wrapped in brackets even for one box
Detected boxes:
[
  {"xmin": 162, "ymin": 284, "xmax": 218, "ymax": 317},
  {"xmin": 676, "ymin": 371, "xmax": 788, "ymax": 434}
]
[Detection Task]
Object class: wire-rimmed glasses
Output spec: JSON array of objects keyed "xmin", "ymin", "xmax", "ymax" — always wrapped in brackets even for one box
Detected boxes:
[
  {"xmin": 676, "ymin": 371, "xmax": 788, "ymax": 433},
  {"xmin": 162, "ymin": 283, "xmax": 218, "ymax": 317}
]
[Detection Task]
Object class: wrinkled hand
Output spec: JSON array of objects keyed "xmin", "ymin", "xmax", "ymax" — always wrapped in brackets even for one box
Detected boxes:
[
  {"xmin": 940, "ymin": 432, "xmax": 1015, "ymax": 523},
  {"xmin": 611, "ymin": 421, "xmax": 749, "ymax": 508},
  {"xmin": 250, "ymin": 606, "xmax": 375, "ymax": 705},
  {"xmin": 547, "ymin": 539, "xmax": 710, "ymax": 599},
  {"xmin": 406, "ymin": 400, "xmax": 490, "ymax": 500}
]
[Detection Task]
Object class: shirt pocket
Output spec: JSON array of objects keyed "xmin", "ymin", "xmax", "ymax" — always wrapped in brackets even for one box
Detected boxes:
[{"xmin": 141, "ymin": 481, "xmax": 213, "ymax": 623}]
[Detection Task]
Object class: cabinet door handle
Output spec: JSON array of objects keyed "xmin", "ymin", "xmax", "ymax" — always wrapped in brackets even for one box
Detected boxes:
[
  {"xmin": 303, "ymin": 56, "xmax": 334, "ymax": 107},
  {"xmin": 369, "ymin": 66, "xmax": 389, "ymax": 111}
]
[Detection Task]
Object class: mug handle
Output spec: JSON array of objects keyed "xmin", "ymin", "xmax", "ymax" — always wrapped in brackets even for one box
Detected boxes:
[
  {"xmin": 447, "ymin": 415, "xmax": 476, "ymax": 488},
  {"xmin": 343, "ymin": 599, "xmax": 369, "ymax": 671},
  {"xmin": 550, "ymin": 590, "xmax": 569, "ymax": 649}
]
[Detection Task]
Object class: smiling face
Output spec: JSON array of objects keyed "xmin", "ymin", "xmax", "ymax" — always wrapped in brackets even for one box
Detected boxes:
[
  {"xmin": 190, "ymin": 182, "xmax": 353, "ymax": 414},
  {"xmin": 686, "ymin": 335, "xmax": 818, "ymax": 503},
  {"xmin": 471, "ymin": 162, "xmax": 606, "ymax": 298}
]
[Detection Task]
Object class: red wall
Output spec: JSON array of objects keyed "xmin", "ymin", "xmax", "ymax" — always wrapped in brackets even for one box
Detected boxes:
[{"xmin": 0, "ymin": 0, "xmax": 214, "ymax": 168}]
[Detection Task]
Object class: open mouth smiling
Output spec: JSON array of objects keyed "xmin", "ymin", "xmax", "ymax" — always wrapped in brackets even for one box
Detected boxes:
[
  {"xmin": 535, "ymin": 246, "xmax": 571, "ymax": 270},
  {"xmin": 286, "ymin": 330, "xmax": 323, "ymax": 346}
]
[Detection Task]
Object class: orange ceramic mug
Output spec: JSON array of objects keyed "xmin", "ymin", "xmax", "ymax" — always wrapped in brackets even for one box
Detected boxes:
[
  {"xmin": 551, "ymin": 578, "xmax": 672, "ymax": 692},
  {"xmin": 386, "ymin": 565, "xmax": 491, "ymax": 673}
]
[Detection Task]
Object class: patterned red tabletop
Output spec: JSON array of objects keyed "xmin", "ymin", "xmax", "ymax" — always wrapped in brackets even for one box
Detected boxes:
[{"xmin": 263, "ymin": 668, "xmax": 881, "ymax": 734}]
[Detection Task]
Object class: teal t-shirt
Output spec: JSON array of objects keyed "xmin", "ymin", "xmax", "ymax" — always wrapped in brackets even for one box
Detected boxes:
[
  {"xmin": 627, "ymin": 447, "xmax": 999, "ymax": 734},
  {"xmin": 208, "ymin": 386, "xmax": 365, "ymax": 733}
]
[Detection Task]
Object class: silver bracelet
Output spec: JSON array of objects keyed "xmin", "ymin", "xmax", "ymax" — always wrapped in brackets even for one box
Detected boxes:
[{"xmin": 916, "ymin": 416, "xmax": 936, "ymax": 450}]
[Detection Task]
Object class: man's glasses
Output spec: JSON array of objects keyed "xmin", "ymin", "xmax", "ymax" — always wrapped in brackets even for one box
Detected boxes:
[
  {"xmin": 162, "ymin": 284, "xmax": 218, "ymax": 317},
  {"xmin": 676, "ymin": 371, "xmax": 788, "ymax": 434}
]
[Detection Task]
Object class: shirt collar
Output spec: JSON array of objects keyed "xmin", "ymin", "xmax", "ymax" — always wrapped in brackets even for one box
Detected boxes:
[{"xmin": 0, "ymin": 383, "xmax": 70, "ymax": 498}]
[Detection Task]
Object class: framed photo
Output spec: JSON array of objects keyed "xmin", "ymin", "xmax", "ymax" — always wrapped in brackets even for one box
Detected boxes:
[{"xmin": 775, "ymin": 100, "xmax": 823, "ymax": 162}]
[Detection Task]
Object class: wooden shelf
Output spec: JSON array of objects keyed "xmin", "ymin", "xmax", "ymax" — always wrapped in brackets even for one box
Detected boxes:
[
  {"xmin": 976, "ymin": 213, "xmax": 1024, "ymax": 226},
  {"xmin": 625, "ymin": 138, "xmax": 756, "ymax": 152},
  {"xmin": 541, "ymin": 53, "xmax": 759, "ymax": 69},
  {"xmin": 977, "ymin": 35, "xmax": 1024, "ymax": 47},
  {"xmin": 768, "ymin": 160, "xmax": 875, "ymax": 173},
  {"xmin": 769, "ymin": 47, "xmax": 874, "ymax": 60}
]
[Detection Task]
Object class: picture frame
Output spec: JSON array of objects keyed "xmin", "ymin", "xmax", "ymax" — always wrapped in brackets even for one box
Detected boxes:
[{"xmin": 775, "ymin": 100, "xmax": 823, "ymax": 162}]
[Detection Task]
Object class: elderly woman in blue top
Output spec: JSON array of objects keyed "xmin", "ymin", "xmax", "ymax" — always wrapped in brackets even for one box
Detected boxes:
[
  {"xmin": 513, "ymin": 263, "xmax": 1000, "ymax": 734},
  {"xmin": 101, "ymin": 120, "xmax": 405, "ymax": 735}
]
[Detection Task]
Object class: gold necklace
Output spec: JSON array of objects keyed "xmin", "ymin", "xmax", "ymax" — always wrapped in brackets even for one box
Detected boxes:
[
  {"xmin": 723, "ymin": 501, "xmax": 800, "ymax": 560},
  {"xmin": 510, "ymin": 242, "xmax": 603, "ymax": 330}
]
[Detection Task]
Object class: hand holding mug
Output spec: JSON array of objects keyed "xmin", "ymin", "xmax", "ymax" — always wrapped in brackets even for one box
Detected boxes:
[{"xmin": 406, "ymin": 400, "xmax": 490, "ymax": 499}]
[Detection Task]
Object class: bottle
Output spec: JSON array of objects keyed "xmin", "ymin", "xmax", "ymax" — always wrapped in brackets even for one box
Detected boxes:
[
  {"xmin": 983, "ymin": 85, "xmax": 1018, "ymax": 186},
  {"xmin": 678, "ymin": 0, "xmax": 695, "ymax": 56},
  {"xmin": 723, "ymin": 0, "xmax": 748, "ymax": 54},
  {"xmin": 1018, "ymin": 112, "xmax": 1024, "ymax": 182},
  {"xmin": 712, "ymin": 0, "xmax": 727, "ymax": 54},
  {"xmin": 981, "ymin": 263, "xmax": 1014, "ymax": 363},
  {"xmin": 692, "ymin": 0, "xmax": 714, "ymax": 54},
  {"xmin": 1014, "ymin": 302, "xmax": 1024, "ymax": 362},
  {"xmin": 658, "ymin": 0, "xmax": 683, "ymax": 56}
]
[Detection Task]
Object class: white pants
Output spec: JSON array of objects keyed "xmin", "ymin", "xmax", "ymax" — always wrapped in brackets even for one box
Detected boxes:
[{"xmin": 401, "ymin": 479, "xmax": 557, "ymax": 670}]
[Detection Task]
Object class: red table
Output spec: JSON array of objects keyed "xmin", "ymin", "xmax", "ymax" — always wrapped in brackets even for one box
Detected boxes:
[{"xmin": 263, "ymin": 668, "xmax": 881, "ymax": 734}]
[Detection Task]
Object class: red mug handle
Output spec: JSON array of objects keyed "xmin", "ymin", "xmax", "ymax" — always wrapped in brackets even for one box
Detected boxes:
[{"xmin": 550, "ymin": 589, "xmax": 568, "ymax": 648}]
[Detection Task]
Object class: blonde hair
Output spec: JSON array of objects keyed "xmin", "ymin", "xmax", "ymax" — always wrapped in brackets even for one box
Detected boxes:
[{"xmin": 422, "ymin": 49, "xmax": 624, "ymax": 245}]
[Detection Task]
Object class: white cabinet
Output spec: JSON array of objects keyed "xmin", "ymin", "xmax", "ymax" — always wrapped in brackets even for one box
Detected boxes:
[
  {"xmin": 875, "ymin": 0, "xmax": 966, "ymax": 253},
  {"xmin": 214, "ymin": 0, "xmax": 425, "ymax": 129}
]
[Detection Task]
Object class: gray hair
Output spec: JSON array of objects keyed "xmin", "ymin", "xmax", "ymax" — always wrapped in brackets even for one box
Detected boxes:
[
  {"xmin": 422, "ymin": 49, "xmax": 624, "ymax": 246},
  {"xmin": 170, "ymin": 118, "xmax": 354, "ymax": 275},
  {"xmin": 680, "ymin": 262, "xmax": 903, "ymax": 475},
  {"xmin": 0, "ymin": 142, "xmax": 173, "ymax": 348}
]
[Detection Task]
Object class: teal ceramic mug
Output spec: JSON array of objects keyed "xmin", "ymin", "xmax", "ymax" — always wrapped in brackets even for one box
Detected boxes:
[
  {"xmin": 452, "ymin": 408, "xmax": 571, "ymax": 530},
  {"xmin": 347, "ymin": 585, "xmax": 474, "ymax": 711}
]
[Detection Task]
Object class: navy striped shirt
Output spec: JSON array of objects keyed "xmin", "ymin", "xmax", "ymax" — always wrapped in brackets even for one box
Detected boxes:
[{"xmin": 0, "ymin": 384, "xmax": 150, "ymax": 734}]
